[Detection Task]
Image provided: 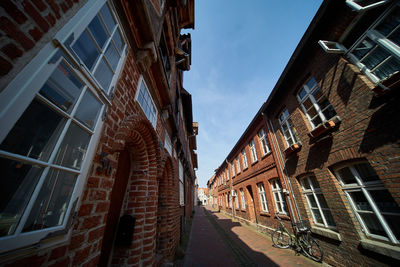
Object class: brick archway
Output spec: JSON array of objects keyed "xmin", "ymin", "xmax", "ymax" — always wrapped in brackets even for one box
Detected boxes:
[
  {"xmin": 156, "ymin": 153, "xmax": 179, "ymax": 263},
  {"xmin": 101, "ymin": 113, "xmax": 162, "ymax": 266}
]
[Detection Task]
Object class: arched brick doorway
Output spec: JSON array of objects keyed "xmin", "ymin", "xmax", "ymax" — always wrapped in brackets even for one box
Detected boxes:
[
  {"xmin": 156, "ymin": 155, "xmax": 179, "ymax": 263},
  {"xmin": 99, "ymin": 114, "xmax": 161, "ymax": 266}
]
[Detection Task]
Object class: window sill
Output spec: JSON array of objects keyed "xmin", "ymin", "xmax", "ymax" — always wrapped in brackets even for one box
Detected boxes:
[
  {"xmin": 308, "ymin": 116, "xmax": 341, "ymax": 139},
  {"xmin": 276, "ymin": 213, "xmax": 290, "ymax": 220},
  {"xmin": 375, "ymin": 70, "xmax": 400, "ymax": 95},
  {"xmin": 311, "ymin": 226, "xmax": 342, "ymax": 241},
  {"xmin": 284, "ymin": 143, "xmax": 301, "ymax": 157},
  {"xmin": 251, "ymin": 160, "xmax": 258, "ymax": 166},
  {"xmin": 259, "ymin": 212, "xmax": 271, "ymax": 217},
  {"xmin": 261, "ymin": 151, "xmax": 272, "ymax": 159},
  {"xmin": 360, "ymin": 239, "xmax": 400, "ymax": 260}
]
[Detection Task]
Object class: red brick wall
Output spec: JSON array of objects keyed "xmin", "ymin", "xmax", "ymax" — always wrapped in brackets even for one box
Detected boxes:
[{"xmin": 267, "ymin": 47, "xmax": 400, "ymax": 266}]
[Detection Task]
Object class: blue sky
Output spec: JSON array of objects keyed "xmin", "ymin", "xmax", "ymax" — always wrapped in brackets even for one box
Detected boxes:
[{"xmin": 183, "ymin": 0, "xmax": 323, "ymax": 188}]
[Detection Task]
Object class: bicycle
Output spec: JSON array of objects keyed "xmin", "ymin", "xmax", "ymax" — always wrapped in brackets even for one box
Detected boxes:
[{"xmin": 271, "ymin": 213, "xmax": 323, "ymax": 262}]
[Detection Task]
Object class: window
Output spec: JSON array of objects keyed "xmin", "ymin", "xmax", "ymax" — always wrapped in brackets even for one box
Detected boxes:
[
  {"xmin": 258, "ymin": 128, "xmax": 271, "ymax": 156},
  {"xmin": 300, "ymin": 176, "xmax": 336, "ymax": 228},
  {"xmin": 179, "ymin": 161, "xmax": 184, "ymax": 206},
  {"xmin": 240, "ymin": 189, "xmax": 246, "ymax": 210},
  {"xmin": 297, "ymin": 77, "xmax": 337, "ymax": 129},
  {"xmin": 271, "ymin": 179, "xmax": 288, "ymax": 214},
  {"xmin": 226, "ymin": 169, "xmax": 229, "ymax": 181},
  {"xmin": 71, "ymin": 2, "xmax": 126, "ymax": 93},
  {"xmin": 279, "ymin": 109, "xmax": 299, "ymax": 148},
  {"xmin": 257, "ymin": 183, "xmax": 269, "ymax": 212},
  {"xmin": 242, "ymin": 149, "xmax": 248, "ymax": 169},
  {"xmin": 347, "ymin": 3, "xmax": 400, "ymax": 84},
  {"xmin": 235, "ymin": 190, "xmax": 239, "ymax": 209},
  {"xmin": 164, "ymin": 134, "xmax": 172, "ymax": 155},
  {"xmin": 136, "ymin": 77, "xmax": 157, "ymax": 128},
  {"xmin": 225, "ymin": 194, "xmax": 228, "ymax": 208},
  {"xmin": 229, "ymin": 192, "xmax": 232, "ymax": 209},
  {"xmin": 236, "ymin": 156, "xmax": 241, "ymax": 174},
  {"xmin": 249, "ymin": 140, "xmax": 258, "ymax": 163},
  {"xmin": 223, "ymin": 172, "xmax": 226, "ymax": 184},
  {"xmin": 0, "ymin": 0, "xmax": 126, "ymax": 254},
  {"xmin": 231, "ymin": 162, "xmax": 235, "ymax": 177},
  {"xmin": 334, "ymin": 162, "xmax": 400, "ymax": 243}
]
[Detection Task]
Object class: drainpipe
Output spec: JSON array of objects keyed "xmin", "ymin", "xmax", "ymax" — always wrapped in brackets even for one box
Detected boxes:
[
  {"xmin": 262, "ymin": 112, "xmax": 302, "ymax": 222},
  {"xmin": 225, "ymin": 159, "xmax": 234, "ymax": 220}
]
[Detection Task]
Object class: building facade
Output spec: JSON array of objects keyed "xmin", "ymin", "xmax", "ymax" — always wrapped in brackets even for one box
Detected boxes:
[
  {"xmin": 0, "ymin": 0, "xmax": 197, "ymax": 266},
  {"xmin": 209, "ymin": 0, "xmax": 400, "ymax": 266}
]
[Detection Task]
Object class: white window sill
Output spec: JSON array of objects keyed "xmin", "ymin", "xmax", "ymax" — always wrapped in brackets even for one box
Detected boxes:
[
  {"xmin": 311, "ymin": 226, "xmax": 342, "ymax": 241},
  {"xmin": 360, "ymin": 239, "xmax": 400, "ymax": 260}
]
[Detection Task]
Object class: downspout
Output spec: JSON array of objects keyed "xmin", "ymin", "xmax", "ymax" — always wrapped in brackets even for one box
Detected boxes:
[
  {"xmin": 226, "ymin": 159, "xmax": 234, "ymax": 220},
  {"xmin": 262, "ymin": 112, "xmax": 302, "ymax": 222}
]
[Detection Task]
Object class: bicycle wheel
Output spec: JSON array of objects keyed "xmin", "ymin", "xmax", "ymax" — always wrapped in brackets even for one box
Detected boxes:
[
  {"xmin": 271, "ymin": 227, "xmax": 290, "ymax": 249},
  {"xmin": 298, "ymin": 233, "xmax": 323, "ymax": 262}
]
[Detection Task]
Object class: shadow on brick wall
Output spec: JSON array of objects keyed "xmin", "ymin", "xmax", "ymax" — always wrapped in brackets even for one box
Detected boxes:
[
  {"xmin": 305, "ymin": 135, "xmax": 333, "ymax": 171},
  {"xmin": 360, "ymin": 90, "xmax": 400, "ymax": 153},
  {"xmin": 336, "ymin": 62, "xmax": 358, "ymax": 106}
]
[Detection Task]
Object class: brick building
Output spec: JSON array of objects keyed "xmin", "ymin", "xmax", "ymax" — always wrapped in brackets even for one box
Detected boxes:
[
  {"xmin": 209, "ymin": 0, "xmax": 400, "ymax": 266},
  {"xmin": 0, "ymin": 0, "xmax": 197, "ymax": 266},
  {"xmin": 212, "ymin": 110, "xmax": 295, "ymax": 234}
]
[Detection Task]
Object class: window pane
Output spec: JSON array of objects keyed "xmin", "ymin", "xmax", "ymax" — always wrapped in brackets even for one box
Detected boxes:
[
  {"xmin": 298, "ymin": 88, "xmax": 307, "ymax": 100},
  {"xmin": 309, "ymin": 176, "xmax": 320, "ymax": 188},
  {"xmin": 22, "ymin": 169, "xmax": 77, "ymax": 232},
  {"xmin": 337, "ymin": 167, "xmax": 357, "ymax": 184},
  {"xmin": 100, "ymin": 4, "xmax": 116, "ymax": 33},
  {"xmin": 322, "ymin": 209, "xmax": 336, "ymax": 227},
  {"xmin": 312, "ymin": 208, "xmax": 324, "ymax": 224},
  {"xmin": 369, "ymin": 189, "xmax": 400, "ymax": 213},
  {"xmin": 301, "ymin": 179, "xmax": 311, "ymax": 190},
  {"xmin": 383, "ymin": 214, "xmax": 400, "ymax": 240},
  {"xmin": 311, "ymin": 116, "xmax": 322, "ymax": 127},
  {"xmin": 353, "ymin": 37, "xmax": 375, "ymax": 59},
  {"xmin": 75, "ymin": 90, "xmax": 102, "ymax": 130},
  {"xmin": 54, "ymin": 123, "xmax": 90, "ymax": 170},
  {"xmin": 316, "ymin": 194, "xmax": 329, "ymax": 209},
  {"xmin": 362, "ymin": 46, "xmax": 391, "ymax": 70},
  {"xmin": 388, "ymin": 26, "xmax": 400, "ymax": 47},
  {"xmin": 113, "ymin": 29, "xmax": 125, "ymax": 53},
  {"xmin": 105, "ymin": 43, "xmax": 119, "ymax": 70},
  {"xmin": 373, "ymin": 56, "xmax": 400, "ymax": 80},
  {"xmin": 321, "ymin": 105, "xmax": 337, "ymax": 121},
  {"xmin": 376, "ymin": 6, "xmax": 400, "ymax": 39},
  {"xmin": 307, "ymin": 195, "xmax": 318, "ymax": 208},
  {"xmin": 355, "ymin": 163, "xmax": 379, "ymax": 182},
  {"xmin": 0, "ymin": 158, "xmax": 43, "ymax": 237},
  {"xmin": 306, "ymin": 77, "xmax": 317, "ymax": 90},
  {"xmin": 349, "ymin": 191, "xmax": 373, "ymax": 211},
  {"xmin": 94, "ymin": 57, "xmax": 114, "ymax": 91},
  {"xmin": 72, "ymin": 30, "xmax": 100, "ymax": 70},
  {"xmin": 0, "ymin": 99, "xmax": 66, "ymax": 161},
  {"xmin": 39, "ymin": 61, "xmax": 83, "ymax": 113},
  {"xmin": 303, "ymin": 98, "xmax": 313, "ymax": 109},
  {"xmin": 88, "ymin": 15, "xmax": 108, "ymax": 49},
  {"xmin": 359, "ymin": 213, "xmax": 387, "ymax": 237}
]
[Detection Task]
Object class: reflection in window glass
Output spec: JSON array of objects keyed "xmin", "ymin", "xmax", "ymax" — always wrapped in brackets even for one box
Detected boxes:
[
  {"xmin": 0, "ymin": 159, "xmax": 43, "ymax": 237},
  {"xmin": 75, "ymin": 90, "xmax": 102, "ymax": 129},
  {"xmin": 88, "ymin": 15, "xmax": 109, "ymax": 49},
  {"xmin": 100, "ymin": 3, "xmax": 116, "ymax": 33},
  {"xmin": 94, "ymin": 57, "xmax": 114, "ymax": 91},
  {"xmin": 0, "ymin": 99, "xmax": 66, "ymax": 161},
  {"xmin": 22, "ymin": 169, "xmax": 77, "ymax": 232},
  {"xmin": 72, "ymin": 30, "xmax": 100, "ymax": 70},
  {"xmin": 39, "ymin": 61, "xmax": 83, "ymax": 113},
  {"xmin": 105, "ymin": 43, "xmax": 119, "ymax": 70},
  {"xmin": 54, "ymin": 123, "xmax": 90, "ymax": 170},
  {"xmin": 113, "ymin": 29, "xmax": 125, "ymax": 52}
]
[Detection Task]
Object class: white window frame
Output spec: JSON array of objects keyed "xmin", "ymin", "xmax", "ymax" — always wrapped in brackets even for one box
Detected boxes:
[
  {"xmin": 346, "ymin": 0, "xmax": 388, "ymax": 12},
  {"xmin": 231, "ymin": 162, "xmax": 235, "ymax": 177},
  {"xmin": 278, "ymin": 109, "xmax": 298, "ymax": 148},
  {"xmin": 297, "ymin": 77, "xmax": 337, "ymax": 129},
  {"xmin": 229, "ymin": 192, "xmax": 232, "ymax": 209},
  {"xmin": 249, "ymin": 140, "xmax": 258, "ymax": 163},
  {"xmin": 135, "ymin": 76, "xmax": 158, "ymax": 128},
  {"xmin": 241, "ymin": 149, "xmax": 248, "ymax": 169},
  {"xmin": 257, "ymin": 183, "xmax": 269, "ymax": 213},
  {"xmin": 346, "ymin": 2, "xmax": 400, "ymax": 85},
  {"xmin": 235, "ymin": 190, "xmax": 239, "ymax": 209},
  {"xmin": 225, "ymin": 194, "xmax": 228, "ymax": 208},
  {"xmin": 258, "ymin": 128, "xmax": 271, "ymax": 156},
  {"xmin": 236, "ymin": 156, "xmax": 241, "ymax": 174},
  {"xmin": 300, "ymin": 176, "xmax": 336, "ymax": 229},
  {"xmin": 0, "ymin": 0, "xmax": 126, "ymax": 254},
  {"xmin": 240, "ymin": 188, "xmax": 246, "ymax": 210},
  {"xmin": 335, "ymin": 162, "xmax": 400, "ymax": 243},
  {"xmin": 271, "ymin": 179, "xmax": 288, "ymax": 215}
]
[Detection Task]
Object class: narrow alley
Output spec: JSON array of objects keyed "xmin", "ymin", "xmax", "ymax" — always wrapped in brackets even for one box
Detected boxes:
[{"xmin": 183, "ymin": 206, "xmax": 319, "ymax": 267}]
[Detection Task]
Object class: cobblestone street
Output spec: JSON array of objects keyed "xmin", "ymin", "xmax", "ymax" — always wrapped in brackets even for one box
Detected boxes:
[{"xmin": 184, "ymin": 206, "xmax": 321, "ymax": 267}]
